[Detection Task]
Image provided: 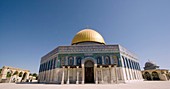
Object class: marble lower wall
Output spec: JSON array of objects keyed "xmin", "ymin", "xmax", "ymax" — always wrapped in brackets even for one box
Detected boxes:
[{"xmin": 38, "ymin": 67, "xmax": 143, "ymax": 84}]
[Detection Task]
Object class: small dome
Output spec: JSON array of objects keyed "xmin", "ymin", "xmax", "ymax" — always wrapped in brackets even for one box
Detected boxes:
[
  {"xmin": 71, "ymin": 29, "xmax": 105, "ymax": 45},
  {"xmin": 144, "ymin": 61, "xmax": 159, "ymax": 70},
  {"xmin": 145, "ymin": 62, "xmax": 156, "ymax": 67}
]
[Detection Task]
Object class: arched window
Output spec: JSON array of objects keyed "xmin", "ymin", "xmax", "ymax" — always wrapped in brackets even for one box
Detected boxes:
[
  {"xmin": 44, "ymin": 63, "xmax": 46, "ymax": 71},
  {"xmin": 96, "ymin": 56, "xmax": 102, "ymax": 64},
  {"xmin": 68, "ymin": 56, "xmax": 74, "ymax": 65},
  {"xmin": 19, "ymin": 72, "xmax": 23, "ymax": 77},
  {"xmin": 133, "ymin": 62, "xmax": 136, "ymax": 70},
  {"xmin": 137, "ymin": 63, "xmax": 141, "ymax": 70},
  {"xmin": 136, "ymin": 62, "xmax": 138, "ymax": 70},
  {"xmin": 144, "ymin": 72, "xmax": 151, "ymax": 80},
  {"xmin": 58, "ymin": 60, "xmax": 61, "ymax": 68},
  {"xmin": 39, "ymin": 65, "xmax": 42, "ymax": 72},
  {"xmin": 50, "ymin": 60, "xmax": 53, "ymax": 70},
  {"xmin": 48, "ymin": 61, "xmax": 51, "ymax": 70},
  {"xmin": 61, "ymin": 57, "xmax": 65, "ymax": 66},
  {"xmin": 48, "ymin": 61, "xmax": 50, "ymax": 70},
  {"xmin": 43, "ymin": 63, "xmax": 45, "ymax": 71},
  {"xmin": 125, "ymin": 58, "xmax": 129, "ymax": 68},
  {"xmin": 113, "ymin": 55, "xmax": 118, "ymax": 64},
  {"xmin": 45, "ymin": 62, "xmax": 47, "ymax": 71},
  {"xmin": 13, "ymin": 71, "xmax": 18, "ymax": 75},
  {"xmin": 76, "ymin": 57, "xmax": 81, "ymax": 66},
  {"xmin": 40, "ymin": 64, "xmax": 41, "ymax": 72},
  {"xmin": 105, "ymin": 56, "xmax": 110, "ymax": 65},
  {"xmin": 22, "ymin": 72, "xmax": 27, "ymax": 80},
  {"xmin": 43, "ymin": 63, "xmax": 46, "ymax": 71},
  {"xmin": 152, "ymin": 71, "xmax": 160, "ymax": 80},
  {"xmin": 53, "ymin": 58, "xmax": 56, "ymax": 69},
  {"xmin": 131, "ymin": 60, "xmax": 135, "ymax": 69},
  {"xmin": 122, "ymin": 56, "xmax": 126, "ymax": 68},
  {"xmin": 128, "ymin": 59, "xmax": 132, "ymax": 69}
]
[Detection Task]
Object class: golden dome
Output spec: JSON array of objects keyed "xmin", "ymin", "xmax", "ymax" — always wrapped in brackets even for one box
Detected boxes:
[{"xmin": 72, "ymin": 29, "xmax": 105, "ymax": 45}]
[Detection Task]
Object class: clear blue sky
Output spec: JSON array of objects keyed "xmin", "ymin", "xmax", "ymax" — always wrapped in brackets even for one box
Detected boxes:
[{"xmin": 0, "ymin": 0, "xmax": 170, "ymax": 73}]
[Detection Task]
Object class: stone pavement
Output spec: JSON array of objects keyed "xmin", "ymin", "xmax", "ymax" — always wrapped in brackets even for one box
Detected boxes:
[{"xmin": 0, "ymin": 81, "xmax": 170, "ymax": 89}]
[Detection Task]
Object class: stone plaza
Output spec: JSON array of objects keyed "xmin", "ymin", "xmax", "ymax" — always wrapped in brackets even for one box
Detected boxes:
[{"xmin": 0, "ymin": 81, "xmax": 170, "ymax": 89}]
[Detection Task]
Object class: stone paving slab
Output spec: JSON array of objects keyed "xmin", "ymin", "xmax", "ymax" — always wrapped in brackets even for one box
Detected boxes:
[{"xmin": 0, "ymin": 81, "xmax": 170, "ymax": 89}]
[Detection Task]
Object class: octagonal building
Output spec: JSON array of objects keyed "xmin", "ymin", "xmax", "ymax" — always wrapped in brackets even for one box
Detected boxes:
[{"xmin": 38, "ymin": 28, "xmax": 143, "ymax": 84}]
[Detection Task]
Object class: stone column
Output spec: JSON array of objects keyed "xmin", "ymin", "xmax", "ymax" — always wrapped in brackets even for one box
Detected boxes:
[
  {"xmin": 67, "ymin": 66, "xmax": 70, "ymax": 84},
  {"xmin": 119, "ymin": 57, "xmax": 126, "ymax": 83},
  {"xmin": 109, "ymin": 65, "xmax": 113, "ymax": 84},
  {"xmin": 124, "ymin": 59, "xmax": 130, "ymax": 81},
  {"xmin": 95, "ymin": 70, "xmax": 98, "ymax": 84},
  {"xmin": 95, "ymin": 65, "xmax": 98, "ymax": 84},
  {"xmin": 61, "ymin": 66, "xmax": 65, "ymax": 84},
  {"xmin": 127, "ymin": 60, "xmax": 132, "ymax": 80},
  {"xmin": 139, "ymin": 71, "xmax": 143, "ymax": 80},
  {"xmin": 100, "ymin": 66, "xmax": 104, "ymax": 84},
  {"xmin": 72, "ymin": 68, "xmax": 76, "ymax": 82},
  {"xmin": 51, "ymin": 60, "xmax": 55, "ymax": 82},
  {"xmin": 129, "ymin": 60, "xmax": 133, "ymax": 80},
  {"xmin": 49, "ymin": 69, "xmax": 51, "ymax": 82},
  {"xmin": 114, "ymin": 65, "xmax": 118, "ymax": 84},
  {"xmin": 134, "ymin": 70, "xmax": 137, "ymax": 80},
  {"xmin": 26, "ymin": 72, "xmax": 29, "ymax": 81},
  {"xmin": 138, "ymin": 71, "xmax": 141, "ymax": 80},
  {"xmin": 82, "ymin": 64, "xmax": 84, "ymax": 84},
  {"xmin": 76, "ymin": 66, "xmax": 79, "ymax": 84},
  {"xmin": 131, "ymin": 69, "xmax": 134, "ymax": 80},
  {"xmin": 150, "ymin": 72, "xmax": 153, "ymax": 80}
]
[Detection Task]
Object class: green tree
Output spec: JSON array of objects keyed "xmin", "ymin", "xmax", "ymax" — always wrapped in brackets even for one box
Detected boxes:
[
  {"xmin": 32, "ymin": 73, "xmax": 38, "ymax": 80},
  {"xmin": 0, "ymin": 69, "xmax": 2, "ymax": 74},
  {"xmin": 6, "ymin": 72, "xmax": 12, "ymax": 77},
  {"xmin": 19, "ymin": 72, "xmax": 23, "ymax": 77},
  {"xmin": 13, "ymin": 71, "xmax": 18, "ymax": 75},
  {"xmin": 32, "ymin": 73, "xmax": 37, "ymax": 77}
]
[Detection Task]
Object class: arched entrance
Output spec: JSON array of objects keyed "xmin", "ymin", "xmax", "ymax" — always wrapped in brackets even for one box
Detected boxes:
[
  {"xmin": 144, "ymin": 72, "xmax": 151, "ymax": 80},
  {"xmin": 22, "ymin": 72, "xmax": 27, "ymax": 81},
  {"xmin": 152, "ymin": 71, "xmax": 160, "ymax": 80},
  {"xmin": 85, "ymin": 60, "xmax": 94, "ymax": 83}
]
